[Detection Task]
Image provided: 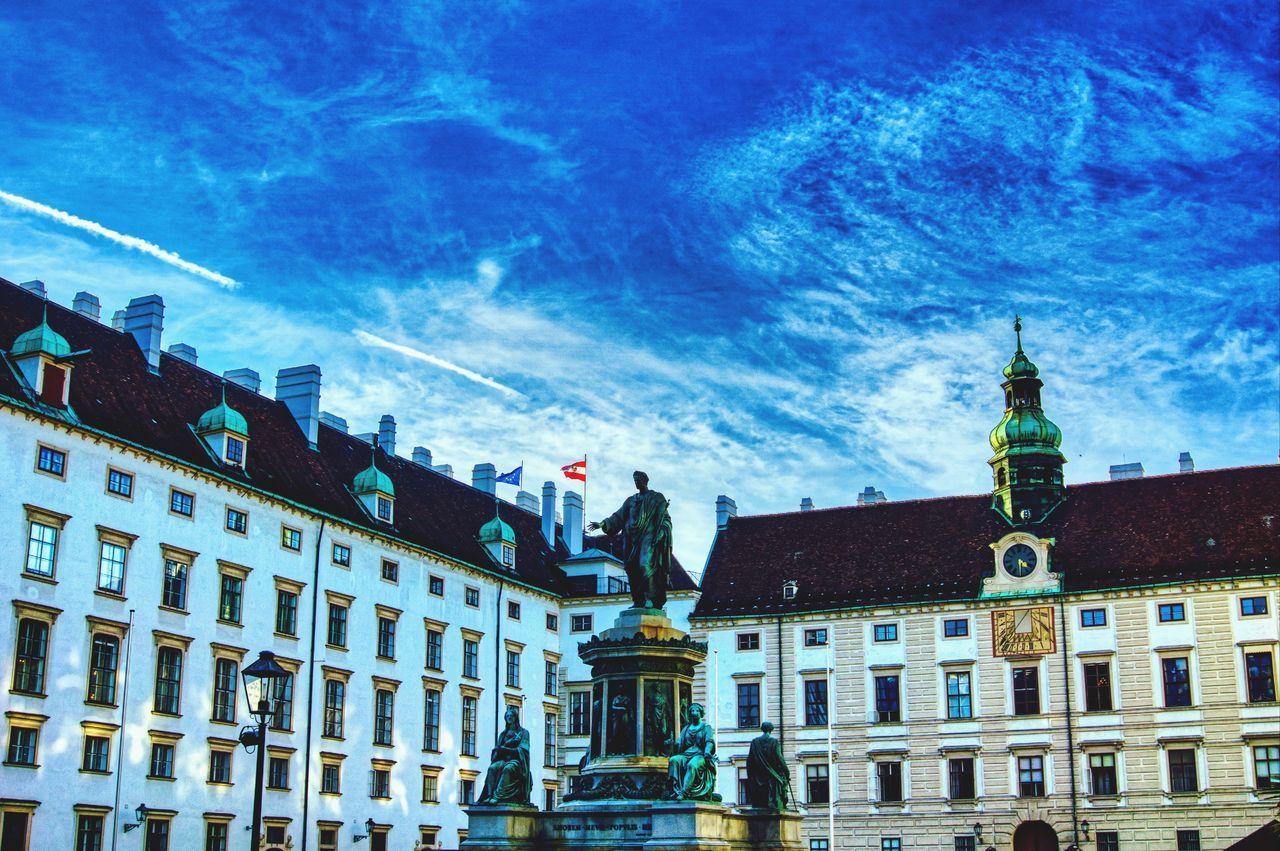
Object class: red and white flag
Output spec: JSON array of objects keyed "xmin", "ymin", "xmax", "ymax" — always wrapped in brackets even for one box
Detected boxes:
[{"xmin": 561, "ymin": 459, "xmax": 587, "ymax": 482}]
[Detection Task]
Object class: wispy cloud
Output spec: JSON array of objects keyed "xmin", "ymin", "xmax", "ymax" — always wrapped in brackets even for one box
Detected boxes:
[
  {"xmin": 0, "ymin": 190, "xmax": 241, "ymax": 290},
  {"xmin": 354, "ymin": 329, "xmax": 525, "ymax": 398}
]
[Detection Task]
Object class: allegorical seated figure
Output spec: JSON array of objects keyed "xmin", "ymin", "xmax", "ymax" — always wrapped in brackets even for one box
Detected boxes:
[
  {"xmin": 478, "ymin": 706, "xmax": 531, "ymax": 805},
  {"xmin": 667, "ymin": 702, "xmax": 719, "ymax": 801},
  {"xmin": 745, "ymin": 721, "xmax": 791, "ymax": 809}
]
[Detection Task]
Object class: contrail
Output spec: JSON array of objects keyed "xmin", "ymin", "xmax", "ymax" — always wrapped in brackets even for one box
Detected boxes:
[
  {"xmin": 354, "ymin": 330, "xmax": 524, "ymax": 398},
  {"xmin": 0, "ymin": 189, "xmax": 240, "ymax": 290}
]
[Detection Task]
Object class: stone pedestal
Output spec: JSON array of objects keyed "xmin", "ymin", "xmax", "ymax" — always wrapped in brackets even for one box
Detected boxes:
[{"xmin": 460, "ymin": 805, "xmax": 541, "ymax": 851}]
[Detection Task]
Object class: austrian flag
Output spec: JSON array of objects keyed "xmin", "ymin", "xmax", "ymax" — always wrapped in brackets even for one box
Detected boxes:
[{"xmin": 561, "ymin": 459, "xmax": 587, "ymax": 482}]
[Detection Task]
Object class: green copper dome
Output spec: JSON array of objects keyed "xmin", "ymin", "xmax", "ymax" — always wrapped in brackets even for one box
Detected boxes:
[
  {"xmin": 479, "ymin": 509, "xmax": 516, "ymax": 544},
  {"xmin": 989, "ymin": 409, "xmax": 1063, "ymax": 455},
  {"xmin": 353, "ymin": 456, "xmax": 394, "ymax": 496},
  {"xmin": 196, "ymin": 396, "xmax": 248, "ymax": 437},
  {"xmin": 12, "ymin": 312, "xmax": 71, "ymax": 359}
]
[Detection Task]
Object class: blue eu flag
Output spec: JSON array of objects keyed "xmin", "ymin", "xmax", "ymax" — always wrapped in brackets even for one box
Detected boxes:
[{"xmin": 496, "ymin": 465, "xmax": 522, "ymax": 486}]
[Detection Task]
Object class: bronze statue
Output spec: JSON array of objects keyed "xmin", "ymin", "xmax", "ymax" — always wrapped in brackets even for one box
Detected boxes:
[
  {"xmin": 667, "ymin": 702, "xmax": 719, "ymax": 801},
  {"xmin": 478, "ymin": 706, "xmax": 532, "ymax": 805},
  {"xmin": 745, "ymin": 721, "xmax": 791, "ymax": 809},
  {"xmin": 606, "ymin": 692, "xmax": 634, "ymax": 755},
  {"xmin": 588, "ymin": 470, "xmax": 672, "ymax": 610}
]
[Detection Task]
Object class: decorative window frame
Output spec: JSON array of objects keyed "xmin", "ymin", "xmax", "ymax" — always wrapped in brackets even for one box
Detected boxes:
[
  {"xmin": 94, "ymin": 525, "xmax": 137, "ymax": 599},
  {"xmin": 319, "ymin": 751, "xmax": 347, "ymax": 796},
  {"xmin": 168, "ymin": 487, "xmax": 196, "ymax": 520},
  {"xmin": 4, "ymin": 710, "xmax": 49, "ymax": 768},
  {"xmin": 33, "ymin": 441, "xmax": 69, "ymax": 481},
  {"xmin": 207, "ymin": 736, "xmax": 237, "ymax": 786},
  {"xmin": 158, "ymin": 543, "xmax": 199, "ymax": 614},
  {"xmin": 215, "ymin": 560, "xmax": 252, "ymax": 627},
  {"xmin": 1152, "ymin": 645, "xmax": 1199, "ymax": 709},
  {"xmin": 146, "ymin": 729, "xmax": 184, "ymax": 780},
  {"xmin": 23, "ymin": 503, "xmax": 70, "ymax": 583},
  {"xmin": 420, "ymin": 765, "xmax": 443, "ymax": 803},
  {"xmin": 272, "ymin": 576, "xmax": 305, "ymax": 640},
  {"xmin": 104, "ymin": 466, "xmax": 135, "ymax": 501},
  {"xmin": 11, "ymin": 600, "xmax": 61, "ymax": 698}
]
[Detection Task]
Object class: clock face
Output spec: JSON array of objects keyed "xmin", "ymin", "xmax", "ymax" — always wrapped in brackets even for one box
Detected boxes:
[
  {"xmin": 992, "ymin": 606, "xmax": 1056, "ymax": 656},
  {"xmin": 1003, "ymin": 543, "xmax": 1038, "ymax": 578}
]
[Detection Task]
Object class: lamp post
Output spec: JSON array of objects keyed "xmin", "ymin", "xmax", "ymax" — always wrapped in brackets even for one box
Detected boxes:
[{"xmin": 241, "ymin": 651, "xmax": 288, "ymax": 851}]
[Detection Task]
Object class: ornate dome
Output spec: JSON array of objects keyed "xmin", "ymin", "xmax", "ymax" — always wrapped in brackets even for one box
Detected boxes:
[
  {"xmin": 989, "ymin": 408, "xmax": 1063, "ymax": 455},
  {"xmin": 12, "ymin": 312, "xmax": 70, "ymax": 359},
  {"xmin": 196, "ymin": 396, "xmax": 248, "ymax": 436},
  {"xmin": 353, "ymin": 457, "xmax": 394, "ymax": 495},
  {"xmin": 479, "ymin": 510, "xmax": 516, "ymax": 545}
]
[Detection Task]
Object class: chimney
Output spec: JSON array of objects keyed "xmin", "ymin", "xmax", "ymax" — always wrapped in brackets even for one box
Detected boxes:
[
  {"xmin": 432, "ymin": 464, "xmax": 454, "ymax": 479},
  {"xmin": 472, "ymin": 463, "xmax": 497, "ymax": 495},
  {"xmin": 72, "ymin": 291, "xmax": 101, "ymax": 321},
  {"xmin": 563, "ymin": 491, "xmax": 584, "ymax": 555},
  {"xmin": 541, "ymin": 481, "xmax": 557, "ymax": 546},
  {"xmin": 319, "ymin": 412, "xmax": 348, "ymax": 433},
  {"xmin": 716, "ymin": 495, "xmax": 738, "ymax": 530},
  {"xmin": 111, "ymin": 309, "xmax": 126, "ymax": 331},
  {"xmin": 412, "ymin": 447, "xmax": 433, "ymax": 468},
  {"xmin": 857, "ymin": 486, "xmax": 887, "ymax": 506},
  {"xmin": 800, "ymin": 497, "xmax": 815, "ymax": 512},
  {"xmin": 378, "ymin": 415, "xmax": 397, "ymax": 456},
  {"xmin": 1179, "ymin": 452, "xmax": 1194, "ymax": 473},
  {"xmin": 1109, "ymin": 462, "xmax": 1144, "ymax": 481},
  {"xmin": 355, "ymin": 432, "xmax": 375, "ymax": 445},
  {"xmin": 275, "ymin": 365, "xmax": 322, "ymax": 448},
  {"xmin": 167, "ymin": 343, "xmax": 197, "ymax": 364},
  {"xmin": 516, "ymin": 490, "xmax": 539, "ymax": 514},
  {"xmin": 20, "ymin": 280, "xmax": 46, "ymax": 297},
  {"xmin": 224, "ymin": 368, "xmax": 261, "ymax": 394},
  {"xmin": 123, "ymin": 294, "xmax": 165, "ymax": 372}
]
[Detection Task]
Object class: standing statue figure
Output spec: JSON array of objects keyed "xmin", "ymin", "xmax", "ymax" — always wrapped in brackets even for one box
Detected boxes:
[
  {"xmin": 745, "ymin": 722, "xmax": 791, "ymax": 809},
  {"xmin": 587, "ymin": 470, "xmax": 672, "ymax": 610},
  {"xmin": 478, "ymin": 706, "xmax": 532, "ymax": 805},
  {"xmin": 666, "ymin": 702, "xmax": 719, "ymax": 801}
]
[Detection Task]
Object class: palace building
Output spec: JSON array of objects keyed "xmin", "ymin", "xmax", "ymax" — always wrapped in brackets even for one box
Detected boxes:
[
  {"xmin": 692, "ymin": 324, "xmax": 1279, "ymax": 851},
  {"xmin": 0, "ymin": 277, "xmax": 699, "ymax": 851}
]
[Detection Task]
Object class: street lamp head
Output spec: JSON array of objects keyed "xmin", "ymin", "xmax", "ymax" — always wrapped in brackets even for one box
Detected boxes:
[
  {"xmin": 1081, "ymin": 819, "xmax": 1091, "ymax": 839},
  {"xmin": 135, "ymin": 803, "xmax": 148, "ymax": 822},
  {"xmin": 973, "ymin": 824, "xmax": 983, "ymax": 842},
  {"xmin": 241, "ymin": 650, "xmax": 289, "ymax": 724},
  {"xmin": 366, "ymin": 818, "xmax": 376, "ymax": 833}
]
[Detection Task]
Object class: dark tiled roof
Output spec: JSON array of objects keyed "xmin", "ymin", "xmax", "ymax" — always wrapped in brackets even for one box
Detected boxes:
[
  {"xmin": 0, "ymin": 279, "xmax": 696, "ymax": 595},
  {"xmin": 694, "ymin": 464, "xmax": 1280, "ymax": 618}
]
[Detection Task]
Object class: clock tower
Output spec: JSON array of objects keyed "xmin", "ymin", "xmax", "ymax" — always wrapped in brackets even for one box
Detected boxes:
[{"xmin": 988, "ymin": 318, "xmax": 1066, "ymax": 525}]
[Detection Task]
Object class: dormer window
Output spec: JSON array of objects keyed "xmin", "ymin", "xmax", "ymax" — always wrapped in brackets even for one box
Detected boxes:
[
  {"xmin": 10, "ymin": 304, "xmax": 76, "ymax": 408},
  {"xmin": 479, "ymin": 504, "xmax": 517, "ymax": 570},
  {"xmin": 783, "ymin": 580, "xmax": 798, "ymax": 601},
  {"xmin": 352, "ymin": 446, "xmax": 395, "ymax": 524},
  {"xmin": 195, "ymin": 384, "xmax": 249, "ymax": 468},
  {"xmin": 502, "ymin": 544, "xmax": 515, "ymax": 567},
  {"xmin": 377, "ymin": 496, "xmax": 393, "ymax": 522},
  {"xmin": 226, "ymin": 436, "xmax": 245, "ymax": 465}
]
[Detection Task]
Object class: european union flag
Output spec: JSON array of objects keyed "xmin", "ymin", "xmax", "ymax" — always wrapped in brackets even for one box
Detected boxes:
[{"xmin": 496, "ymin": 465, "xmax": 522, "ymax": 486}]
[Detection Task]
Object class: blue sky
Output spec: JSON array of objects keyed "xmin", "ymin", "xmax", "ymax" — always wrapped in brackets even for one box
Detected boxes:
[{"xmin": 2, "ymin": 0, "xmax": 1277, "ymax": 571}]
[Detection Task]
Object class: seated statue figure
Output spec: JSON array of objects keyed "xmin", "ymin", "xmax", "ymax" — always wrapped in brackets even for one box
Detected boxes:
[
  {"xmin": 478, "ymin": 706, "xmax": 531, "ymax": 805},
  {"xmin": 667, "ymin": 702, "xmax": 719, "ymax": 801}
]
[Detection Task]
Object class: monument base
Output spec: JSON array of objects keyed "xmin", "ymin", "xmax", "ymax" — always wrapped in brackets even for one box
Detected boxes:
[{"xmin": 462, "ymin": 802, "xmax": 803, "ymax": 851}]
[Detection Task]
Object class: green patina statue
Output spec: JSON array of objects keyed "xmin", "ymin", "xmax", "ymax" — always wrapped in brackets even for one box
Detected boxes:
[
  {"xmin": 667, "ymin": 702, "xmax": 719, "ymax": 801},
  {"xmin": 588, "ymin": 470, "xmax": 672, "ymax": 610},
  {"xmin": 478, "ymin": 706, "xmax": 532, "ymax": 806},
  {"xmin": 745, "ymin": 721, "xmax": 792, "ymax": 810}
]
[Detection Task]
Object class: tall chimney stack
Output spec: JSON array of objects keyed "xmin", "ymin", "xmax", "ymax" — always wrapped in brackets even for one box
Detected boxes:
[
  {"xmin": 72, "ymin": 291, "xmax": 101, "ymax": 321},
  {"xmin": 319, "ymin": 412, "xmax": 348, "ymax": 433},
  {"xmin": 1109, "ymin": 462, "xmax": 1144, "ymax": 481},
  {"xmin": 20, "ymin": 280, "xmax": 46, "ymax": 297},
  {"xmin": 516, "ymin": 490, "xmax": 539, "ymax": 514},
  {"xmin": 800, "ymin": 497, "xmax": 815, "ymax": 512},
  {"xmin": 473, "ymin": 463, "xmax": 497, "ymax": 495},
  {"xmin": 167, "ymin": 343, "xmax": 197, "ymax": 364},
  {"xmin": 275, "ymin": 365, "xmax": 322, "ymax": 449},
  {"xmin": 1178, "ymin": 452, "xmax": 1194, "ymax": 473},
  {"xmin": 541, "ymin": 481, "xmax": 557, "ymax": 546},
  {"xmin": 412, "ymin": 447, "xmax": 433, "ymax": 468},
  {"xmin": 111, "ymin": 309, "xmax": 126, "ymax": 331},
  {"xmin": 123, "ymin": 294, "xmax": 165, "ymax": 373},
  {"xmin": 857, "ymin": 486, "xmax": 887, "ymax": 506},
  {"xmin": 716, "ymin": 495, "xmax": 738, "ymax": 530},
  {"xmin": 378, "ymin": 415, "xmax": 397, "ymax": 457},
  {"xmin": 224, "ymin": 368, "xmax": 261, "ymax": 393},
  {"xmin": 563, "ymin": 491, "xmax": 584, "ymax": 555}
]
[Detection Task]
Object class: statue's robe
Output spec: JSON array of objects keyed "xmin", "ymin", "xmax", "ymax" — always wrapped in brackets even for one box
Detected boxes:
[
  {"xmin": 668, "ymin": 720, "xmax": 717, "ymax": 800},
  {"xmin": 745, "ymin": 732, "xmax": 790, "ymax": 809},
  {"xmin": 479, "ymin": 724, "xmax": 531, "ymax": 805},
  {"xmin": 600, "ymin": 489, "xmax": 672, "ymax": 609}
]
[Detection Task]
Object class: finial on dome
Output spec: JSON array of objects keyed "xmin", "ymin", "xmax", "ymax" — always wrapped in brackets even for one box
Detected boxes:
[{"xmin": 1014, "ymin": 315, "xmax": 1024, "ymax": 353}]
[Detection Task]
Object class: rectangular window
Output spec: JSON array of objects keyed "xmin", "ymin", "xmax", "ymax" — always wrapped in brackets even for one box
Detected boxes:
[
  {"xmin": 426, "ymin": 629, "xmax": 443, "ymax": 670},
  {"xmin": 423, "ymin": 688, "xmax": 441, "ymax": 751},
  {"xmin": 545, "ymin": 660, "xmax": 558, "ymax": 696},
  {"xmin": 954, "ymin": 839, "xmax": 976, "ymax": 851},
  {"xmin": 874, "ymin": 623, "xmax": 898, "ymax": 642},
  {"xmin": 1080, "ymin": 608, "xmax": 1107, "ymax": 628},
  {"xmin": 1013, "ymin": 666, "xmax": 1040, "ymax": 716},
  {"xmin": 321, "ymin": 762, "xmax": 341, "ymax": 794},
  {"xmin": 429, "ymin": 575, "xmax": 444, "ymax": 596},
  {"xmin": 24, "ymin": 520, "xmax": 58, "ymax": 577},
  {"xmin": 1095, "ymin": 831, "xmax": 1119, "ymax": 851},
  {"xmin": 1176, "ymin": 830, "xmax": 1201, "ymax": 851},
  {"xmin": 370, "ymin": 767, "xmax": 391, "ymax": 798},
  {"xmin": 83, "ymin": 734, "xmax": 111, "ymax": 772},
  {"xmin": 461, "ymin": 778, "xmax": 475, "ymax": 804},
  {"xmin": 1246, "ymin": 652, "xmax": 1277, "ymax": 703},
  {"xmin": 12, "ymin": 618, "xmax": 49, "ymax": 694},
  {"xmin": 737, "ymin": 682, "xmax": 761, "ymax": 728},
  {"xmin": 327, "ymin": 604, "xmax": 348, "ymax": 648},
  {"xmin": 544, "ymin": 712, "xmax": 558, "ymax": 766},
  {"xmin": 508, "ymin": 600, "xmax": 522, "ymax": 620},
  {"xmin": 97, "ymin": 541, "xmax": 127, "ymax": 594},
  {"xmin": 281, "ymin": 526, "xmax": 302, "ymax": 551},
  {"xmin": 1241, "ymin": 596, "xmax": 1269, "ymax": 616},
  {"xmin": 462, "ymin": 695, "xmax": 478, "ymax": 756},
  {"xmin": 502, "ymin": 544, "xmax": 515, "ymax": 566},
  {"xmin": 1168, "ymin": 749, "xmax": 1197, "ymax": 792},
  {"xmin": 6, "ymin": 726, "xmax": 38, "ymax": 765},
  {"xmin": 208, "ymin": 749, "xmax": 231, "ymax": 783},
  {"xmin": 1083, "ymin": 661, "xmax": 1113, "ymax": 712},
  {"xmin": 275, "ymin": 589, "xmax": 298, "ymax": 636},
  {"xmin": 149, "ymin": 742, "xmax": 175, "ymax": 778},
  {"xmin": 506, "ymin": 649, "xmax": 521, "ymax": 688},
  {"xmin": 737, "ymin": 632, "xmax": 761, "ymax": 651},
  {"xmin": 225, "ymin": 436, "xmax": 245, "ymax": 466},
  {"xmin": 160, "ymin": 559, "xmax": 188, "ymax": 610},
  {"xmin": 332, "ymin": 543, "xmax": 351, "ymax": 566},
  {"xmin": 882, "ymin": 840, "xmax": 902, "ymax": 851},
  {"xmin": 877, "ymin": 760, "xmax": 902, "ymax": 802},
  {"xmin": 874, "ymin": 675, "xmax": 901, "ymax": 723},
  {"xmin": 212, "ymin": 658, "xmax": 238, "ymax": 722},
  {"xmin": 380, "ymin": 559, "xmax": 398, "ymax": 582},
  {"xmin": 1089, "ymin": 752, "xmax": 1118, "ymax": 795},
  {"xmin": 225, "ymin": 508, "xmax": 247, "ymax": 534},
  {"xmin": 170, "ymin": 488, "xmax": 194, "ymax": 517},
  {"xmin": 107, "ymin": 468, "xmax": 134, "ymax": 497},
  {"xmin": 422, "ymin": 771, "xmax": 440, "ymax": 803},
  {"xmin": 153, "ymin": 646, "xmax": 183, "ymax": 715},
  {"xmin": 87, "ymin": 634, "xmax": 119, "ymax": 704},
  {"xmin": 1253, "ymin": 745, "xmax": 1280, "ymax": 790},
  {"xmin": 376, "ymin": 496, "xmax": 393, "ymax": 522},
  {"xmin": 76, "ymin": 814, "xmax": 105, "ymax": 851},
  {"xmin": 323, "ymin": 680, "xmax": 345, "ymax": 738},
  {"xmin": 270, "ymin": 673, "xmax": 294, "ymax": 731},
  {"xmin": 267, "ymin": 755, "xmax": 289, "ymax": 789},
  {"xmin": 465, "ymin": 587, "xmax": 480, "ymax": 607},
  {"xmin": 218, "ymin": 574, "xmax": 243, "ymax": 624},
  {"xmin": 1158, "ymin": 602, "xmax": 1186, "ymax": 623},
  {"xmin": 1017, "ymin": 755, "xmax": 1045, "ymax": 797},
  {"xmin": 571, "ymin": 614, "xmax": 593, "ymax": 633},
  {"xmin": 546, "ymin": 612, "xmax": 558, "ymax": 631},
  {"xmin": 948, "ymin": 757, "xmax": 975, "ymax": 799},
  {"xmin": 204, "ymin": 821, "xmax": 229, "ymax": 851},
  {"xmin": 377, "ymin": 617, "xmax": 396, "ymax": 659},
  {"xmin": 319, "ymin": 826, "xmax": 340, "ymax": 850},
  {"xmin": 37, "ymin": 445, "xmax": 66, "ymax": 476},
  {"xmin": 145, "ymin": 821, "xmax": 170, "ymax": 849},
  {"xmin": 946, "ymin": 671, "xmax": 973, "ymax": 719},
  {"xmin": 804, "ymin": 627, "xmax": 828, "ymax": 646},
  {"xmin": 943, "ymin": 618, "xmax": 969, "ymax": 637},
  {"xmin": 805, "ymin": 763, "xmax": 829, "ymax": 804},
  {"xmin": 1162, "ymin": 657, "xmax": 1192, "ymax": 707},
  {"xmin": 804, "ymin": 679, "xmax": 828, "ymax": 726},
  {"xmin": 463, "ymin": 639, "xmax": 479, "ymax": 678},
  {"xmin": 810, "ymin": 842, "xmax": 829, "ymax": 851},
  {"xmin": 569, "ymin": 692, "xmax": 590, "ymax": 735}
]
